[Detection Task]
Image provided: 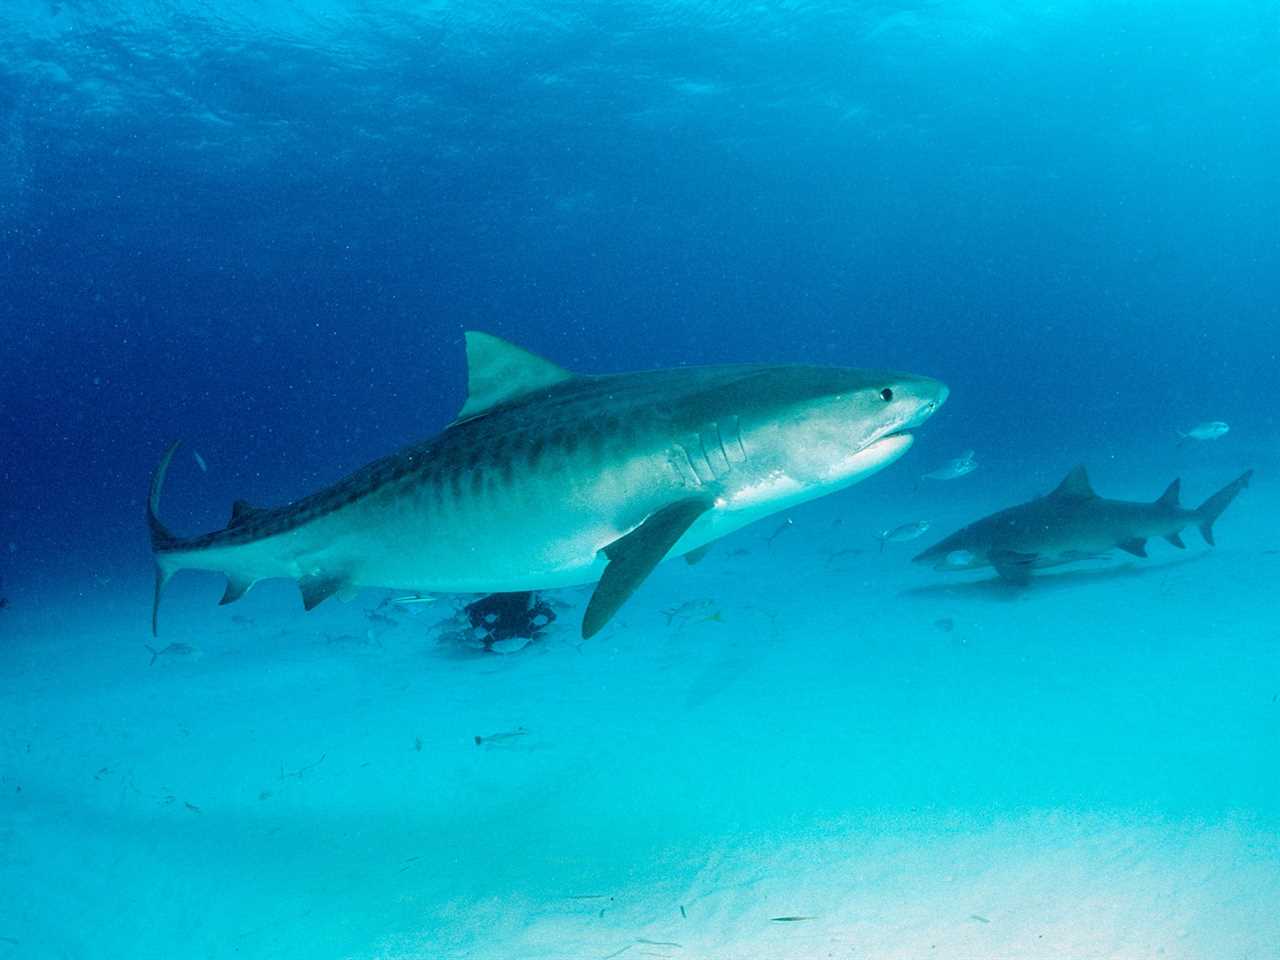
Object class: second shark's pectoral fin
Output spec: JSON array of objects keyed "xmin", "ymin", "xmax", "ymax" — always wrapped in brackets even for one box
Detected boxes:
[
  {"xmin": 1163, "ymin": 531, "xmax": 1186, "ymax": 549},
  {"xmin": 1117, "ymin": 538, "xmax": 1148, "ymax": 558},
  {"xmin": 991, "ymin": 550, "xmax": 1037, "ymax": 585},
  {"xmin": 219, "ymin": 575, "xmax": 255, "ymax": 605},
  {"xmin": 299, "ymin": 573, "xmax": 348, "ymax": 612},
  {"xmin": 583, "ymin": 497, "xmax": 714, "ymax": 639}
]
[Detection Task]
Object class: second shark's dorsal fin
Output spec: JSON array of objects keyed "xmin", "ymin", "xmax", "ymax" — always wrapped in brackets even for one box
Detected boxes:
[
  {"xmin": 1050, "ymin": 465, "xmax": 1096, "ymax": 500},
  {"xmin": 454, "ymin": 331, "xmax": 576, "ymax": 422},
  {"xmin": 1156, "ymin": 478, "xmax": 1181, "ymax": 508}
]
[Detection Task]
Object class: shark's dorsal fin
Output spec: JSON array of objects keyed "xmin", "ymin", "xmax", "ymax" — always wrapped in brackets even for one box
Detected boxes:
[
  {"xmin": 1156, "ymin": 478, "xmax": 1181, "ymax": 508},
  {"xmin": 228, "ymin": 500, "xmax": 266, "ymax": 528},
  {"xmin": 455, "ymin": 331, "xmax": 576, "ymax": 422},
  {"xmin": 1050, "ymin": 465, "xmax": 1096, "ymax": 500}
]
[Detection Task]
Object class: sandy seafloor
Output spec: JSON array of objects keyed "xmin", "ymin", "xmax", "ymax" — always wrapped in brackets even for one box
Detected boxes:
[{"xmin": 2, "ymin": 444, "xmax": 1277, "ymax": 960}]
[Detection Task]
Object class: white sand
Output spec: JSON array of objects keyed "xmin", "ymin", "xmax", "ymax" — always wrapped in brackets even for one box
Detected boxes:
[{"xmin": 1, "ymin": 458, "xmax": 1276, "ymax": 958}]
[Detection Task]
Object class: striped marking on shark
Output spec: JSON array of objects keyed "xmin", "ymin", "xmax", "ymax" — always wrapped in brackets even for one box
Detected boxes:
[{"xmin": 149, "ymin": 332, "xmax": 948, "ymax": 637}]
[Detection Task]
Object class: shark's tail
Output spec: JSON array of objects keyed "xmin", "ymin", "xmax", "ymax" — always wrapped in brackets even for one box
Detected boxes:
[
  {"xmin": 1195, "ymin": 469, "xmax": 1253, "ymax": 546},
  {"xmin": 148, "ymin": 442, "xmax": 183, "ymax": 635}
]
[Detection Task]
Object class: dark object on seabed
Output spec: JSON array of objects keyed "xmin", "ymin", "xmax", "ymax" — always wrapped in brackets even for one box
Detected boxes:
[
  {"xmin": 464, "ymin": 591, "xmax": 556, "ymax": 651},
  {"xmin": 0, "ymin": 597, "xmax": 8, "ymax": 610}
]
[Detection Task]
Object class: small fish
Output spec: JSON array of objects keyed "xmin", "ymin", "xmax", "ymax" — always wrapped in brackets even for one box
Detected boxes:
[
  {"xmin": 922, "ymin": 450, "xmax": 977, "ymax": 481},
  {"xmin": 766, "ymin": 517, "xmax": 794, "ymax": 545},
  {"xmin": 970, "ymin": 914, "xmax": 990, "ymax": 924},
  {"xmin": 1177, "ymin": 421, "xmax": 1229, "ymax": 444},
  {"xmin": 662, "ymin": 598, "xmax": 718, "ymax": 626},
  {"xmin": 474, "ymin": 727, "xmax": 529, "ymax": 746},
  {"xmin": 934, "ymin": 617, "xmax": 955, "ymax": 633},
  {"xmin": 769, "ymin": 915, "xmax": 815, "ymax": 922},
  {"xmin": 390, "ymin": 594, "xmax": 437, "ymax": 605},
  {"xmin": 876, "ymin": 520, "xmax": 931, "ymax": 552},
  {"xmin": 192, "ymin": 450, "xmax": 208, "ymax": 473},
  {"xmin": 144, "ymin": 642, "xmax": 195, "ymax": 666}
]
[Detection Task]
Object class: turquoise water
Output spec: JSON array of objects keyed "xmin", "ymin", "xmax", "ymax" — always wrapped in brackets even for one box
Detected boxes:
[{"xmin": 2, "ymin": 2, "xmax": 1278, "ymax": 957}]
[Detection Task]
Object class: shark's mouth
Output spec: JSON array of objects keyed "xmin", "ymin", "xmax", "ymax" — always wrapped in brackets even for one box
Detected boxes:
[{"xmin": 842, "ymin": 431, "xmax": 915, "ymax": 477}]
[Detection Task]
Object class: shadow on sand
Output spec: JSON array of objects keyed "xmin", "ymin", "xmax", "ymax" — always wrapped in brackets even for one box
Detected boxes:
[{"xmin": 900, "ymin": 551, "xmax": 1215, "ymax": 601}]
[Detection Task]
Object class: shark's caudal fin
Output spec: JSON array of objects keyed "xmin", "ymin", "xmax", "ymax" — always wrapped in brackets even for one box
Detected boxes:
[
  {"xmin": 1195, "ymin": 470, "xmax": 1253, "ymax": 546},
  {"xmin": 148, "ymin": 441, "xmax": 183, "ymax": 635}
]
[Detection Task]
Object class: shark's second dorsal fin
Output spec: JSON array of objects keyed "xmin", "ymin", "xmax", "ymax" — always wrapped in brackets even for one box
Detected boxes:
[
  {"xmin": 455, "ymin": 331, "xmax": 576, "ymax": 422},
  {"xmin": 1156, "ymin": 478, "xmax": 1181, "ymax": 508},
  {"xmin": 1050, "ymin": 465, "xmax": 1096, "ymax": 500},
  {"xmin": 228, "ymin": 500, "xmax": 266, "ymax": 528}
]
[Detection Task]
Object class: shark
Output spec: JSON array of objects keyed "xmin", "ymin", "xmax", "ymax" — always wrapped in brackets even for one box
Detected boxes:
[
  {"xmin": 150, "ymin": 332, "xmax": 948, "ymax": 637},
  {"xmin": 913, "ymin": 465, "xmax": 1252, "ymax": 583}
]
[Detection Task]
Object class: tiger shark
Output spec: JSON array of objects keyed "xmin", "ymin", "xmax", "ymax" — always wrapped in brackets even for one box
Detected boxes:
[
  {"xmin": 150, "ymin": 332, "xmax": 948, "ymax": 637},
  {"xmin": 913, "ymin": 465, "xmax": 1252, "ymax": 583}
]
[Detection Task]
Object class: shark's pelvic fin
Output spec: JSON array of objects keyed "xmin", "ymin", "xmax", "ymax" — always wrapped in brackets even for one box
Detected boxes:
[
  {"xmin": 1195, "ymin": 469, "xmax": 1253, "ymax": 546},
  {"xmin": 299, "ymin": 573, "xmax": 346, "ymax": 611},
  {"xmin": 1117, "ymin": 537, "xmax": 1148, "ymax": 558},
  {"xmin": 1163, "ymin": 532, "xmax": 1186, "ymax": 549},
  {"xmin": 1050, "ymin": 465, "xmax": 1096, "ymax": 500},
  {"xmin": 583, "ymin": 497, "xmax": 714, "ymax": 638},
  {"xmin": 453, "ymin": 331, "xmax": 576, "ymax": 423},
  {"xmin": 991, "ymin": 550, "xmax": 1036, "ymax": 584},
  {"xmin": 1156, "ymin": 478, "xmax": 1181, "ymax": 508},
  {"xmin": 148, "ymin": 441, "xmax": 183, "ymax": 635}
]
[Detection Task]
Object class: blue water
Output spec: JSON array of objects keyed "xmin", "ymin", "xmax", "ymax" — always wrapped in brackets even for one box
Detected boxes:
[{"xmin": 2, "ymin": 3, "xmax": 1278, "ymax": 958}]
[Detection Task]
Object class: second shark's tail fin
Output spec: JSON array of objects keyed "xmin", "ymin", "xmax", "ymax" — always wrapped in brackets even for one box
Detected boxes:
[
  {"xmin": 1195, "ymin": 469, "xmax": 1253, "ymax": 546},
  {"xmin": 148, "ymin": 441, "xmax": 183, "ymax": 635}
]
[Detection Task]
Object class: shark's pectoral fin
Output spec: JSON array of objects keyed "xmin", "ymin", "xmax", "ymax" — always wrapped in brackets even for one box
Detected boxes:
[
  {"xmin": 299, "ymin": 573, "xmax": 348, "ymax": 611},
  {"xmin": 991, "ymin": 550, "xmax": 1037, "ymax": 585},
  {"xmin": 684, "ymin": 542, "xmax": 715, "ymax": 566},
  {"xmin": 1163, "ymin": 532, "xmax": 1186, "ymax": 549},
  {"xmin": 1117, "ymin": 538, "xmax": 1148, "ymax": 558},
  {"xmin": 583, "ymin": 497, "xmax": 714, "ymax": 639},
  {"xmin": 219, "ymin": 575, "xmax": 255, "ymax": 605}
]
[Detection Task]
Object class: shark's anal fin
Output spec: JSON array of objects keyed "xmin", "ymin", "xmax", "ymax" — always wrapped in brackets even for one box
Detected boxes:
[
  {"xmin": 299, "ymin": 574, "xmax": 347, "ymax": 612},
  {"xmin": 583, "ymin": 497, "xmax": 714, "ymax": 639},
  {"xmin": 220, "ymin": 575, "xmax": 255, "ymax": 606},
  {"xmin": 991, "ymin": 550, "xmax": 1036, "ymax": 585},
  {"xmin": 1163, "ymin": 532, "xmax": 1186, "ymax": 549},
  {"xmin": 1117, "ymin": 538, "xmax": 1148, "ymax": 558}
]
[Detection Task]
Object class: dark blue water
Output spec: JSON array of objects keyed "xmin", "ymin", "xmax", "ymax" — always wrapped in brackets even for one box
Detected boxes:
[
  {"xmin": 2, "ymin": 4, "xmax": 1278, "ymax": 957},
  {"xmin": 4, "ymin": 1, "xmax": 1276, "ymax": 582}
]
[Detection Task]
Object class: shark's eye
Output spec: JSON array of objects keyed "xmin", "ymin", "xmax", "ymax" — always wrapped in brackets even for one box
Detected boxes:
[{"xmin": 880, "ymin": 387, "xmax": 894, "ymax": 402}]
